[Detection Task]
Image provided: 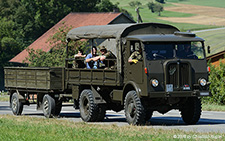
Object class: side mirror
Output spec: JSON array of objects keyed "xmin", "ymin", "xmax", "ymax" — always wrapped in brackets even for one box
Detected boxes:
[{"xmin": 207, "ymin": 46, "xmax": 210, "ymax": 54}]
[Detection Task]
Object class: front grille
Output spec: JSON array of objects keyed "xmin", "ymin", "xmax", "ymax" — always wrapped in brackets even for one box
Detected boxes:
[{"xmin": 167, "ymin": 62, "xmax": 190, "ymax": 90}]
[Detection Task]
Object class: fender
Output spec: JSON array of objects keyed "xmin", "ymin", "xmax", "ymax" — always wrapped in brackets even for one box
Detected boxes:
[{"xmin": 123, "ymin": 81, "xmax": 142, "ymax": 98}]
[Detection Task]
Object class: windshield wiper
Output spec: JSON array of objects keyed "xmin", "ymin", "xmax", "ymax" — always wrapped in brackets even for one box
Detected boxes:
[{"xmin": 153, "ymin": 53, "xmax": 166, "ymax": 59}]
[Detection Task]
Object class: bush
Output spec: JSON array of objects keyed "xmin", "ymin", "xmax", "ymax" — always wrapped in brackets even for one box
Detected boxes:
[{"xmin": 202, "ymin": 60, "xmax": 225, "ymax": 105}]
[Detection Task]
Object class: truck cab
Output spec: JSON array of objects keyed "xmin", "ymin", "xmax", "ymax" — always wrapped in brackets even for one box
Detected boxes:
[{"xmin": 125, "ymin": 33, "xmax": 209, "ymax": 98}]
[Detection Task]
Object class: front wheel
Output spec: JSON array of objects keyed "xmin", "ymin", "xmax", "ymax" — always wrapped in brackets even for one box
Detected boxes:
[
  {"xmin": 124, "ymin": 90, "xmax": 146, "ymax": 125},
  {"xmin": 180, "ymin": 97, "xmax": 202, "ymax": 125},
  {"xmin": 11, "ymin": 92, "xmax": 23, "ymax": 115}
]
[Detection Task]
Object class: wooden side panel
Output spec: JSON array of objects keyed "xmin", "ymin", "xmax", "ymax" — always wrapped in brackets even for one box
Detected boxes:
[
  {"xmin": 4, "ymin": 67, "xmax": 64, "ymax": 90},
  {"xmin": 50, "ymin": 68, "xmax": 64, "ymax": 90},
  {"xmin": 66, "ymin": 68, "xmax": 119, "ymax": 86}
]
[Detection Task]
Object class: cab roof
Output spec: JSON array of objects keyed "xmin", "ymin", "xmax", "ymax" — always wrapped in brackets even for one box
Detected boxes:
[
  {"xmin": 126, "ymin": 33, "xmax": 204, "ymax": 42},
  {"xmin": 66, "ymin": 23, "xmax": 180, "ymax": 41}
]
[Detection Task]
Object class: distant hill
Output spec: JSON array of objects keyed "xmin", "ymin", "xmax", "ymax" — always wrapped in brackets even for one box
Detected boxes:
[{"xmin": 111, "ymin": 0, "xmax": 225, "ymax": 31}]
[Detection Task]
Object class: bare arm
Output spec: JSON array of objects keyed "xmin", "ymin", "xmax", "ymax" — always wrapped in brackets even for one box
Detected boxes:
[
  {"xmin": 85, "ymin": 58, "xmax": 93, "ymax": 63},
  {"xmin": 128, "ymin": 58, "xmax": 133, "ymax": 63},
  {"xmin": 86, "ymin": 56, "xmax": 100, "ymax": 62}
]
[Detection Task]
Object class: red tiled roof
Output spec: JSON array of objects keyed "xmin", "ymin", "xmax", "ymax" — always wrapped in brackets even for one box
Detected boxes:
[{"xmin": 10, "ymin": 12, "xmax": 130, "ymax": 63}]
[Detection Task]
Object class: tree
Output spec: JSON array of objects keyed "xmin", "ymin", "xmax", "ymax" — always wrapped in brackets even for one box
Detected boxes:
[
  {"xmin": 96, "ymin": 0, "xmax": 119, "ymax": 12},
  {"xmin": 153, "ymin": 3, "xmax": 164, "ymax": 16},
  {"xmin": 0, "ymin": 17, "xmax": 23, "ymax": 67},
  {"xmin": 24, "ymin": 25, "xmax": 88, "ymax": 67},
  {"xmin": 147, "ymin": 2, "xmax": 164, "ymax": 16},
  {"xmin": 129, "ymin": 1, "xmax": 142, "ymax": 8},
  {"xmin": 147, "ymin": 2, "xmax": 155, "ymax": 13},
  {"xmin": 156, "ymin": 0, "xmax": 165, "ymax": 4}
]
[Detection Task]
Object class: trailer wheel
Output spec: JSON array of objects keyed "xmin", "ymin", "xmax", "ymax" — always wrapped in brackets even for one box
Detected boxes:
[
  {"xmin": 124, "ymin": 90, "xmax": 146, "ymax": 125},
  {"xmin": 42, "ymin": 94, "xmax": 55, "ymax": 118},
  {"xmin": 79, "ymin": 89, "xmax": 98, "ymax": 122},
  {"xmin": 180, "ymin": 97, "xmax": 202, "ymax": 125},
  {"xmin": 96, "ymin": 104, "xmax": 106, "ymax": 121},
  {"xmin": 11, "ymin": 92, "xmax": 23, "ymax": 115}
]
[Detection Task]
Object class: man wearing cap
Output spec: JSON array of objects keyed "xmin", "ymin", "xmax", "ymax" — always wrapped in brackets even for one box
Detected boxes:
[{"xmin": 99, "ymin": 46, "xmax": 116, "ymax": 69}]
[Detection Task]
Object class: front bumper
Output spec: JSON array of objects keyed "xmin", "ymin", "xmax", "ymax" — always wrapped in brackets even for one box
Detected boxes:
[{"xmin": 149, "ymin": 90, "xmax": 211, "ymax": 98}]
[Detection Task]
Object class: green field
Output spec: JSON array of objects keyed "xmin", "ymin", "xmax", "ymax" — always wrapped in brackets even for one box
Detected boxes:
[
  {"xmin": 0, "ymin": 115, "xmax": 224, "ymax": 140},
  {"xmin": 112, "ymin": 0, "xmax": 225, "ymax": 8},
  {"xmin": 111, "ymin": 0, "xmax": 221, "ymax": 31},
  {"xmin": 167, "ymin": 0, "xmax": 225, "ymax": 8},
  {"xmin": 195, "ymin": 28, "xmax": 225, "ymax": 56}
]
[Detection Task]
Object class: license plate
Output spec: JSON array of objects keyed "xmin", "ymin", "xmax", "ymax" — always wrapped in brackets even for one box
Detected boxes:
[
  {"xmin": 183, "ymin": 84, "xmax": 190, "ymax": 91},
  {"xmin": 200, "ymin": 92, "xmax": 209, "ymax": 96},
  {"xmin": 166, "ymin": 84, "xmax": 173, "ymax": 92}
]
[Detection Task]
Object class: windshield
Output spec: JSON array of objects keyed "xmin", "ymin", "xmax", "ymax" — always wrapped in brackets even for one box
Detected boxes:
[{"xmin": 144, "ymin": 42, "xmax": 205, "ymax": 60}]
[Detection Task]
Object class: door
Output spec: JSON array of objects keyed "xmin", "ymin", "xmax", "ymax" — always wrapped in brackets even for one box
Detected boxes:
[{"xmin": 126, "ymin": 41, "xmax": 143, "ymax": 84}]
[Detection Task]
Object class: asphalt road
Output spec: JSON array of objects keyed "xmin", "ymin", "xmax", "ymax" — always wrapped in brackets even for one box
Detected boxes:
[{"xmin": 1, "ymin": 101, "xmax": 225, "ymax": 133}]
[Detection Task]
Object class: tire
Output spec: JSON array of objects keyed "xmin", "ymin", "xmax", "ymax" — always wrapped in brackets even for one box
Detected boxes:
[
  {"xmin": 124, "ymin": 90, "xmax": 146, "ymax": 125},
  {"xmin": 96, "ymin": 104, "xmax": 106, "ymax": 121},
  {"xmin": 79, "ymin": 89, "xmax": 98, "ymax": 122},
  {"xmin": 42, "ymin": 94, "xmax": 55, "ymax": 118},
  {"xmin": 180, "ymin": 97, "xmax": 202, "ymax": 125},
  {"xmin": 11, "ymin": 92, "xmax": 23, "ymax": 115}
]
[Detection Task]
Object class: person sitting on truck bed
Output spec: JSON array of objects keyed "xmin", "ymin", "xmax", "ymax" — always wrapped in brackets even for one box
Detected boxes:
[
  {"xmin": 85, "ymin": 46, "xmax": 100, "ymax": 69},
  {"xmin": 128, "ymin": 47, "xmax": 142, "ymax": 63},
  {"xmin": 98, "ymin": 46, "xmax": 116, "ymax": 69},
  {"xmin": 73, "ymin": 49, "xmax": 86, "ymax": 68}
]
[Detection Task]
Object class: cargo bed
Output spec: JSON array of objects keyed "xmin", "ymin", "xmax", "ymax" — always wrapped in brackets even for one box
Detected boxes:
[{"xmin": 4, "ymin": 67, "xmax": 64, "ymax": 91}]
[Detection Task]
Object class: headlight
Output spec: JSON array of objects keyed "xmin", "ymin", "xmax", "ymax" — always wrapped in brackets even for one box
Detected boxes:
[
  {"xmin": 199, "ymin": 78, "xmax": 207, "ymax": 86},
  {"xmin": 151, "ymin": 79, "xmax": 159, "ymax": 87}
]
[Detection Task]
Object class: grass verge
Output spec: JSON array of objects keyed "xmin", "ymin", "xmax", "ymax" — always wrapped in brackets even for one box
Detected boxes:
[
  {"xmin": 202, "ymin": 103, "xmax": 225, "ymax": 112},
  {"xmin": 0, "ymin": 115, "xmax": 224, "ymax": 140},
  {"xmin": 0, "ymin": 95, "xmax": 9, "ymax": 102},
  {"xmin": 0, "ymin": 92, "xmax": 9, "ymax": 102}
]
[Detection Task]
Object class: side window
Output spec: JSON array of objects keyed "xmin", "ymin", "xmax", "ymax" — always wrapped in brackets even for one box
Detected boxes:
[{"xmin": 130, "ymin": 41, "xmax": 141, "ymax": 55}]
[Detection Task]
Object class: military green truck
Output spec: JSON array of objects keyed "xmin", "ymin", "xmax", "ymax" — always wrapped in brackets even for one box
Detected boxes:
[{"xmin": 5, "ymin": 23, "xmax": 210, "ymax": 125}]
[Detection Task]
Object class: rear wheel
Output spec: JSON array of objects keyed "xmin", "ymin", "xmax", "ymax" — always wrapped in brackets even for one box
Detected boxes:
[
  {"xmin": 180, "ymin": 97, "xmax": 202, "ymax": 125},
  {"xmin": 124, "ymin": 90, "xmax": 146, "ymax": 125},
  {"xmin": 79, "ymin": 89, "xmax": 98, "ymax": 122},
  {"xmin": 11, "ymin": 92, "xmax": 23, "ymax": 115},
  {"xmin": 42, "ymin": 94, "xmax": 55, "ymax": 118}
]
